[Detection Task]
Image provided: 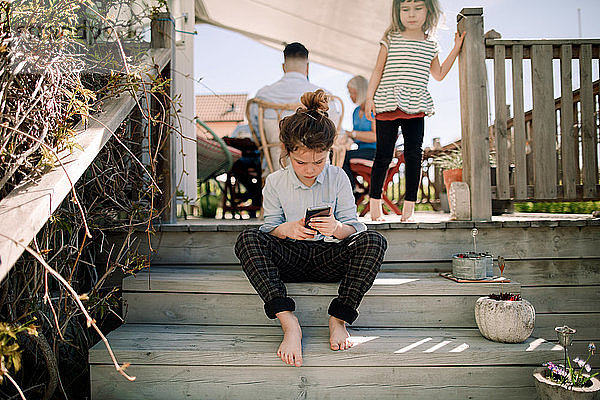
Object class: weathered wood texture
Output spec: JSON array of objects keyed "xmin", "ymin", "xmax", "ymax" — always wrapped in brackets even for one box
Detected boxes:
[
  {"xmin": 494, "ymin": 45, "xmax": 510, "ymax": 199},
  {"xmin": 91, "ymin": 365, "xmax": 538, "ymax": 400},
  {"xmin": 560, "ymin": 45, "xmax": 577, "ymax": 199},
  {"xmin": 531, "ymin": 44, "xmax": 558, "ymax": 199},
  {"xmin": 579, "ymin": 44, "xmax": 598, "ymax": 198},
  {"xmin": 457, "ymin": 8, "xmax": 492, "ymax": 220},
  {"xmin": 0, "ymin": 48, "xmax": 171, "ymax": 283},
  {"xmin": 485, "ymin": 39, "xmax": 600, "ymax": 58},
  {"xmin": 123, "ymin": 290, "xmax": 492, "ymax": 327},
  {"xmin": 487, "ymin": 39, "xmax": 599, "ymax": 202},
  {"xmin": 89, "ymin": 325, "xmax": 561, "ymax": 367},
  {"xmin": 512, "ymin": 44, "xmax": 527, "ymax": 200},
  {"xmin": 128, "ymin": 225, "xmax": 600, "ymax": 264}
]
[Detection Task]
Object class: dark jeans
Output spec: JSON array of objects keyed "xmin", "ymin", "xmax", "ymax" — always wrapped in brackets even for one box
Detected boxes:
[
  {"xmin": 342, "ymin": 146, "xmax": 376, "ymax": 189},
  {"xmin": 370, "ymin": 117, "xmax": 424, "ymax": 202}
]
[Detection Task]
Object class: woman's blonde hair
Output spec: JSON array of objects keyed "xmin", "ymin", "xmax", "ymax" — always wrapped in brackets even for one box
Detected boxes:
[
  {"xmin": 347, "ymin": 75, "xmax": 369, "ymax": 106},
  {"xmin": 382, "ymin": 0, "xmax": 442, "ymax": 43}
]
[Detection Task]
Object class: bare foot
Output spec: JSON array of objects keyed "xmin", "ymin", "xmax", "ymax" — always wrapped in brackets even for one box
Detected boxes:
[
  {"xmin": 369, "ymin": 198, "xmax": 385, "ymax": 221},
  {"xmin": 275, "ymin": 311, "xmax": 303, "ymax": 367},
  {"xmin": 329, "ymin": 316, "xmax": 354, "ymax": 351},
  {"xmin": 400, "ymin": 200, "xmax": 415, "ymax": 222}
]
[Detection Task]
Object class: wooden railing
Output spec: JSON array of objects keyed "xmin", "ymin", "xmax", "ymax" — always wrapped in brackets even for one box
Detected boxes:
[
  {"xmin": 0, "ymin": 15, "xmax": 173, "ymax": 282},
  {"xmin": 458, "ymin": 7, "xmax": 600, "ymax": 220}
]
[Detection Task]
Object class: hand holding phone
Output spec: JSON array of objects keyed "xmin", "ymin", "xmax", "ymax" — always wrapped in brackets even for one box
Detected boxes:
[{"xmin": 304, "ymin": 206, "xmax": 331, "ymax": 229}]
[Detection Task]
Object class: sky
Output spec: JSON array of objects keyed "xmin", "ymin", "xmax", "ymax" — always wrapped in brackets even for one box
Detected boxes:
[{"xmin": 193, "ymin": 0, "xmax": 600, "ymax": 147}]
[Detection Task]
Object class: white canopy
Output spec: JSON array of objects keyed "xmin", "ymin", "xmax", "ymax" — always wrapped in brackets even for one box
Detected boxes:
[{"xmin": 195, "ymin": 0, "xmax": 392, "ymax": 77}]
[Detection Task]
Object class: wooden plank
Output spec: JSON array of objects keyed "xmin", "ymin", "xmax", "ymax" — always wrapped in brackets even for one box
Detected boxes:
[
  {"xmin": 579, "ymin": 44, "xmax": 598, "ymax": 198},
  {"xmin": 512, "ymin": 45, "xmax": 528, "ymax": 199},
  {"xmin": 89, "ymin": 325, "xmax": 561, "ymax": 367},
  {"xmin": 0, "ymin": 48, "xmax": 171, "ymax": 283},
  {"xmin": 123, "ymin": 292, "xmax": 487, "ymax": 327},
  {"xmin": 91, "ymin": 365, "xmax": 538, "ymax": 400},
  {"xmin": 560, "ymin": 45, "xmax": 577, "ymax": 199},
  {"xmin": 531, "ymin": 44, "xmax": 558, "ymax": 199},
  {"xmin": 457, "ymin": 8, "xmax": 492, "ymax": 220},
  {"xmin": 535, "ymin": 313, "xmax": 600, "ymax": 340},
  {"xmin": 124, "ymin": 269, "xmax": 519, "ymax": 296},
  {"xmin": 522, "ymin": 286, "xmax": 600, "ymax": 313},
  {"xmin": 500, "ymin": 258, "xmax": 600, "ymax": 285},
  {"xmin": 494, "ymin": 45, "xmax": 510, "ymax": 199},
  {"xmin": 134, "ymin": 226, "xmax": 600, "ymax": 264}
]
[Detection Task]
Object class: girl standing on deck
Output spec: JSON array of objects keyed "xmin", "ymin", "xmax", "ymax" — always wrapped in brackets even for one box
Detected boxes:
[
  {"xmin": 234, "ymin": 90, "xmax": 387, "ymax": 368},
  {"xmin": 365, "ymin": 0, "xmax": 465, "ymax": 221}
]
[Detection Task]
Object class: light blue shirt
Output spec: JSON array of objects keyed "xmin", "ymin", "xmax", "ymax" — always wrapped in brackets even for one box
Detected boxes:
[{"xmin": 259, "ymin": 163, "xmax": 366, "ymax": 240}]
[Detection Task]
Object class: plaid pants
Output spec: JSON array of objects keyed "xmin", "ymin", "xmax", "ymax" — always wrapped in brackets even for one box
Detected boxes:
[{"xmin": 234, "ymin": 229, "xmax": 387, "ymax": 324}]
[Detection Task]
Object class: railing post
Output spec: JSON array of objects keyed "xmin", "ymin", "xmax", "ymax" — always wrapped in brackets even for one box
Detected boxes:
[
  {"xmin": 151, "ymin": 12, "xmax": 177, "ymax": 223},
  {"xmin": 457, "ymin": 8, "xmax": 492, "ymax": 221}
]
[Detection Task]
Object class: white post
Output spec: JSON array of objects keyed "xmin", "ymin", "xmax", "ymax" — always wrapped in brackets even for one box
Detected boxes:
[{"xmin": 172, "ymin": 0, "xmax": 197, "ymax": 212}]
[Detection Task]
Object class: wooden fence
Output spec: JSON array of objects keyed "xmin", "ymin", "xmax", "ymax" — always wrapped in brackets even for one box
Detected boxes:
[{"xmin": 458, "ymin": 8, "xmax": 600, "ymax": 220}]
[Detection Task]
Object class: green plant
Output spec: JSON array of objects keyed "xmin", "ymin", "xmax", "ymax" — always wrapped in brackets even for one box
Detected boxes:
[{"xmin": 543, "ymin": 343, "xmax": 597, "ymax": 388}]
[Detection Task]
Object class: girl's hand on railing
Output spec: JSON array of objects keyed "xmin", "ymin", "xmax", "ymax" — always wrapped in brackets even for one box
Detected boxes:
[
  {"xmin": 365, "ymin": 98, "xmax": 376, "ymax": 122},
  {"xmin": 279, "ymin": 220, "xmax": 316, "ymax": 240},
  {"xmin": 454, "ymin": 31, "xmax": 467, "ymax": 52}
]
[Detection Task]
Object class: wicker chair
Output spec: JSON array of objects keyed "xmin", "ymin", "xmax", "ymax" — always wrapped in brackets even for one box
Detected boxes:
[{"xmin": 246, "ymin": 95, "xmax": 346, "ymax": 176}]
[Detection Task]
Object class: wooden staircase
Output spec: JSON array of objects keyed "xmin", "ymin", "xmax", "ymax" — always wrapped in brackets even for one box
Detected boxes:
[{"xmin": 89, "ymin": 217, "xmax": 600, "ymax": 399}]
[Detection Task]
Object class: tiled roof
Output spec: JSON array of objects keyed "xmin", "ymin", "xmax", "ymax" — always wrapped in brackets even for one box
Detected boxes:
[{"xmin": 195, "ymin": 94, "xmax": 248, "ymax": 122}]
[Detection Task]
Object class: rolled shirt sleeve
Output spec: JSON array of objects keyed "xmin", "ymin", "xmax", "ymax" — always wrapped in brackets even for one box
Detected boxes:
[
  {"xmin": 334, "ymin": 170, "xmax": 367, "ymax": 235},
  {"xmin": 259, "ymin": 174, "xmax": 285, "ymax": 233}
]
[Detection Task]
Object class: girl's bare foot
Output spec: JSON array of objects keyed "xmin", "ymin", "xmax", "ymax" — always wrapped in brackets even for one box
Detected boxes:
[
  {"xmin": 401, "ymin": 200, "xmax": 415, "ymax": 222},
  {"xmin": 369, "ymin": 198, "xmax": 385, "ymax": 221},
  {"xmin": 275, "ymin": 311, "xmax": 303, "ymax": 367},
  {"xmin": 329, "ymin": 316, "xmax": 354, "ymax": 351}
]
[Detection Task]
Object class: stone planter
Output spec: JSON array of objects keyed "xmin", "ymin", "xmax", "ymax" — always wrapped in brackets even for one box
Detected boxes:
[
  {"xmin": 533, "ymin": 367, "xmax": 600, "ymax": 400},
  {"xmin": 474, "ymin": 296, "xmax": 535, "ymax": 343}
]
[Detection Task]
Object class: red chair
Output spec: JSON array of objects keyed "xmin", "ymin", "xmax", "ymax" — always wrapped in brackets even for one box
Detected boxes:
[{"xmin": 350, "ymin": 150, "xmax": 405, "ymax": 217}]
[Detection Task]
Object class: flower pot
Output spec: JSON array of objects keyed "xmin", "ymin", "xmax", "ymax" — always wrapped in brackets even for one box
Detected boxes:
[
  {"xmin": 200, "ymin": 193, "xmax": 219, "ymax": 218},
  {"xmin": 474, "ymin": 296, "xmax": 535, "ymax": 343},
  {"xmin": 452, "ymin": 253, "xmax": 491, "ymax": 280},
  {"xmin": 533, "ymin": 367, "xmax": 600, "ymax": 400},
  {"xmin": 443, "ymin": 168, "xmax": 463, "ymax": 197}
]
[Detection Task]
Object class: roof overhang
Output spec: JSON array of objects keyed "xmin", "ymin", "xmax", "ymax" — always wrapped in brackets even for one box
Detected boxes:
[{"xmin": 194, "ymin": 0, "xmax": 391, "ymax": 77}]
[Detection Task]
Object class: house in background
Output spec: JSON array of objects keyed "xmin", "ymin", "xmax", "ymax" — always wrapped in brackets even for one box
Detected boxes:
[{"xmin": 195, "ymin": 93, "xmax": 248, "ymax": 138}]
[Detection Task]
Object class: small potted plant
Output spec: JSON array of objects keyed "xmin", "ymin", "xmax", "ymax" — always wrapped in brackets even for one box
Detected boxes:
[
  {"xmin": 432, "ymin": 147, "xmax": 463, "ymax": 196},
  {"xmin": 533, "ymin": 327, "xmax": 599, "ymax": 399},
  {"xmin": 474, "ymin": 256, "xmax": 536, "ymax": 343}
]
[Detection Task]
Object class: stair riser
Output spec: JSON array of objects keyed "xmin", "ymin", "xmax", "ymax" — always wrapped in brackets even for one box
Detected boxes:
[
  {"xmin": 126, "ymin": 225, "xmax": 600, "ymax": 264},
  {"xmin": 124, "ymin": 292, "xmax": 485, "ymax": 327},
  {"xmin": 91, "ymin": 365, "xmax": 538, "ymax": 400}
]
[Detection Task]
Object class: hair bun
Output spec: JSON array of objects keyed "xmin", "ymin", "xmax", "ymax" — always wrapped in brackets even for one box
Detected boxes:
[{"xmin": 300, "ymin": 89, "xmax": 329, "ymax": 113}]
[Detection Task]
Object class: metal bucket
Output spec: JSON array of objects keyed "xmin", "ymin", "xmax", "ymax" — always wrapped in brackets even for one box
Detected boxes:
[{"xmin": 452, "ymin": 252, "xmax": 488, "ymax": 280}]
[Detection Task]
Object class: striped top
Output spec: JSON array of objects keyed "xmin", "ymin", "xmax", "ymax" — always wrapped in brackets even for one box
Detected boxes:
[{"xmin": 374, "ymin": 31, "xmax": 440, "ymax": 116}]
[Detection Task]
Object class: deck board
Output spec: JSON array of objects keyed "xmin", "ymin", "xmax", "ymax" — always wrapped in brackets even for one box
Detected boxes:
[{"xmin": 89, "ymin": 324, "xmax": 562, "ymax": 367}]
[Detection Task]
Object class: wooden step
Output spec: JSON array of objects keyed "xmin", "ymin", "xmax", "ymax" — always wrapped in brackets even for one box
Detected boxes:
[
  {"xmin": 90, "ymin": 324, "xmax": 563, "ymax": 399},
  {"xmin": 120, "ymin": 219, "xmax": 600, "ymax": 264},
  {"xmin": 123, "ymin": 269, "xmax": 520, "ymax": 327}
]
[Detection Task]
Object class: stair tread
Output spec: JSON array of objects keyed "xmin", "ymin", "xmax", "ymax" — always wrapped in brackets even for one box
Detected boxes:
[
  {"xmin": 125, "ymin": 268, "xmax": 520, "ymax": 296},
  {"xmin": 90, "ymin": 324, "xmax": 560, "ymax": 367}
]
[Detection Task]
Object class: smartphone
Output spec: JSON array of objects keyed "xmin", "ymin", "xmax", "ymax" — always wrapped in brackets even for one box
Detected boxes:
[{"xmin": 304, "ymin": 205, "xmax": 331, "ymax": 229}]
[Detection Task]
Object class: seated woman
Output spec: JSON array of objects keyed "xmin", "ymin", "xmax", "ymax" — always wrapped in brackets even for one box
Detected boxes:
[{"xmin": 341, "ymin": 75, "xmax": 377, "ymax": 195}]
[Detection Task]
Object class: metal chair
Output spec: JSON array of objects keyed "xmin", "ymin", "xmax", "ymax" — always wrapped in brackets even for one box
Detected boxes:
[{"xmin": 351, "ymin": 150, "xmax": 405, "ymax": 217}]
